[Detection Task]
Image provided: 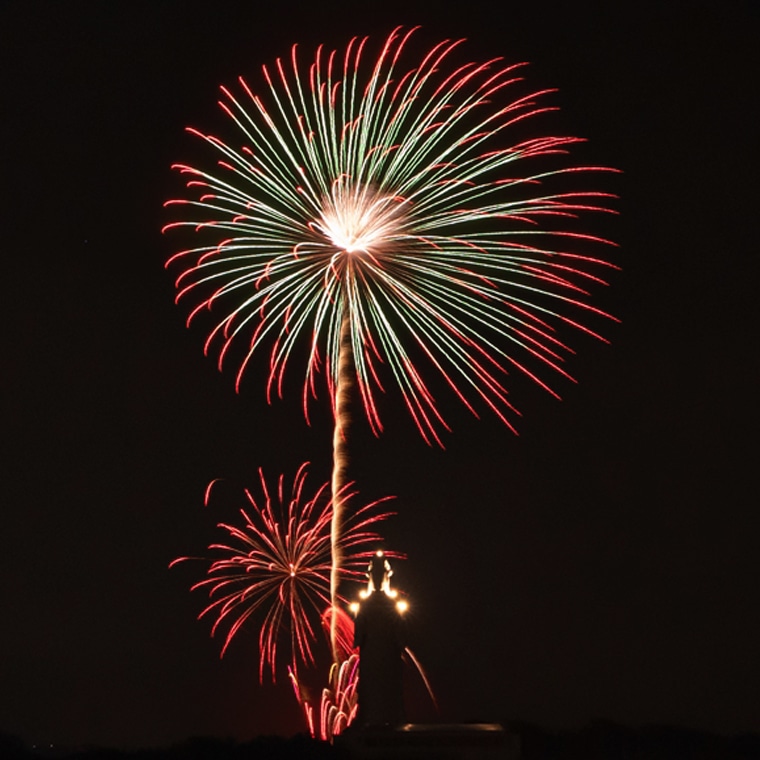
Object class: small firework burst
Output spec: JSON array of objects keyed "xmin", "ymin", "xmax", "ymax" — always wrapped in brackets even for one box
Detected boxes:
[{"xmin": 171, "ymin": 463, "xmax": 395, "ymax": 681}]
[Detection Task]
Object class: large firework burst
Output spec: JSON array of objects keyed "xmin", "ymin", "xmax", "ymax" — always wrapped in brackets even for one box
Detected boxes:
[
  {"xmin": 164, "ymin": 26, "xmax": 617, "ymax": 444},
  {"xmin": 171, "ymin": 464, "xmax": 395, "ymax": 681}
]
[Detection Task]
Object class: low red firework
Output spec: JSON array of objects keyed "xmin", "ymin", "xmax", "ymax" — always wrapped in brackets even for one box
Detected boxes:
[
  {"xmin": 290, "ymin": 653, "xmax": 360, "ymax": 742},
  {"xmin": 290, "ymin": 607, "xmax": 360, "ymax": 741},
  {"xmin": 289, "ymin": 606, "xmax": 438, "ymax": 739}
]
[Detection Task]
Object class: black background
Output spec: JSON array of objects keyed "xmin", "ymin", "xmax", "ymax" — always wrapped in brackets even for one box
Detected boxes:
[{"xmin": 1, "ymin": 1, "xmax": 758, "ymax": 751}]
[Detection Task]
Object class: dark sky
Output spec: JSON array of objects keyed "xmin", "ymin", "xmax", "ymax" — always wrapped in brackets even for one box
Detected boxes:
[{"xmin": 2, "ymin": 0, "xmax": 758, "ymax": 751}]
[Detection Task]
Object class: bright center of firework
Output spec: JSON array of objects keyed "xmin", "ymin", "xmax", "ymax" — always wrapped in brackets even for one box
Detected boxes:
[{"xmin": 317, "ymin": 181, "xmax": 405, "ymax": 255}]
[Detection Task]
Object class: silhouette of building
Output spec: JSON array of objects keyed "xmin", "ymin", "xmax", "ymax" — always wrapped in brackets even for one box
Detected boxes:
[
  {"xmin": 352, "ymin": 551, "xmax": 407, "ymax": 728},
  {"xmin": 343, "ymin": 552, "xmax": 519, "ymax": 759}
]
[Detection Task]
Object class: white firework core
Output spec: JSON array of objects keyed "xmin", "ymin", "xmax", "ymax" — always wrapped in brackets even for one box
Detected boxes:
[{"xmin": 317, "ymin": 180, "xmax": 406, "ymax": 255}]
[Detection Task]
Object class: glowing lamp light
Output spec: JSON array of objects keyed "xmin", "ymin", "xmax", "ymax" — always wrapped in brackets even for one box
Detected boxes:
[
  {"xmin": 396, "ymin": 600, "xmax": 408, "ymax": 614},
  {"xmin": 349, "ymin": 602, "xmax": 360, "ymax": 615}
]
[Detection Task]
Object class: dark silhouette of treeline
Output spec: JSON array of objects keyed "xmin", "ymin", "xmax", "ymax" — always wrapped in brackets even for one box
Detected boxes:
[
  {"xmin": 0, "ymin": 733, "xmax": 344, "ymax": 760},
  {"xmin": 3, "ymin": 722, "xmax": 760, "ymax": 759},
  {"xmin": 510, "ymin": 720, "xmax": 760, "ymax": 759}
]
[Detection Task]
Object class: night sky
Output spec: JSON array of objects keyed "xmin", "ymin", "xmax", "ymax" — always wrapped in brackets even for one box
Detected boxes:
[{"xmin": 2, "ymin": 1, "xmax": 758, "ymax": 751}]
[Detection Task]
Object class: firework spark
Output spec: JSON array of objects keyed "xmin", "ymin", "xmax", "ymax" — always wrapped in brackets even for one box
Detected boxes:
[{"xmin": 171, "ymin": 464, "xmax": 395, "ymax": 681}]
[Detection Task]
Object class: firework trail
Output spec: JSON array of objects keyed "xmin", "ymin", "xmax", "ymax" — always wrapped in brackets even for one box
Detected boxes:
[
  {"xmin": 165, "ymin": 26, "xmax": 618, "ymax": 645},
  {"xmin": 170, "ymin": 464, "xmax": 395, "ymax": 681},
  {"xmin": 329, "ymin": 311, "xmax": 354, "ymax": 656}
]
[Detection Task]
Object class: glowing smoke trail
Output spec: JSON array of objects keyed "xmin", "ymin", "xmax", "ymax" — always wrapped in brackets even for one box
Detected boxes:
[{"xmin": 330, "ymin": 309, "xmax": 355, "ymax": 657}]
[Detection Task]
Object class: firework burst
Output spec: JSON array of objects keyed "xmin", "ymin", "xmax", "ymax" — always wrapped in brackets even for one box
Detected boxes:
[
  {"xmin": 171, "ymin": 464, "xmax": 395, "ymax": 681},
  {"xmin": 164, "ymin": 26, "xmax": 617, "ymax": 445}
]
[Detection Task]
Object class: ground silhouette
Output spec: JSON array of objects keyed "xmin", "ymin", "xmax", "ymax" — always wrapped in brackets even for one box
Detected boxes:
[{"xmin": 5, "ymin": 723, "xmax": 760, "ymax": 759}]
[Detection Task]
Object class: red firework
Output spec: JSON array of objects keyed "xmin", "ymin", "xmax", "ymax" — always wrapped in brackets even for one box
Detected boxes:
[
  {"xmin": 290, "ymin": 607, "xmax": 361, "ymax": 741},
  {"xmin": 171, "ymin": 463, "xmax": 396, "ymax": 681}
]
